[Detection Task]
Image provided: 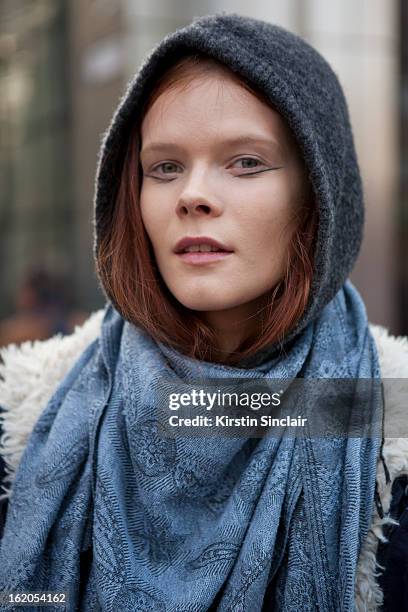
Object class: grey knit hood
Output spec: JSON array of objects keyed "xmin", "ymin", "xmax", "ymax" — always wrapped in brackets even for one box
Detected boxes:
[{"xmin": 93, "ymin": 12, "xmax": 364, "ymax": 355}]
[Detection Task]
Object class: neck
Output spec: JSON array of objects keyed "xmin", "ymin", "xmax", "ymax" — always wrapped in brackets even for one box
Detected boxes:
[{"xmin": 199, "ymin": 295, "xmax": 267, "ymax": 359}]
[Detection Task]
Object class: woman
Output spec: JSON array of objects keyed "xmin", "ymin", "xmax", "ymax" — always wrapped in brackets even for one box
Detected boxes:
[{"xmin": 1, "ymin": 12, "xmax": 408, "ymax": 611}]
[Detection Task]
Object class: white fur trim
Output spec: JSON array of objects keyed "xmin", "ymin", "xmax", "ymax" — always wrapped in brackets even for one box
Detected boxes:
[
  {"xmin": 355, "ymin": 324, "xmax": 408, "ymax": 611},
  {"xmin": 0, "ymin": 309, "xmax": 104, "ymax": 500}
]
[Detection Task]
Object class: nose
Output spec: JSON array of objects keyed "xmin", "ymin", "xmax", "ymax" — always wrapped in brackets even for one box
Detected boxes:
[{"xmin": 175, "ymin": 168, "xmax": 223, "ymax": 218}]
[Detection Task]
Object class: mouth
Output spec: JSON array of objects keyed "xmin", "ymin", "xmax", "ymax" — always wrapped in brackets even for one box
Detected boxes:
[
  {"xmin": 176, "ymin": 250, "xmax": 233, "ymax": 265},
  {"xmin": 173, "ymin": 236, "xmax": 234, "ymax": 266}
]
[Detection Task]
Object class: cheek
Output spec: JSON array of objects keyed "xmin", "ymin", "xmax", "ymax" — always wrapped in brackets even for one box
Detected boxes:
[{"xmin": 234, "ymin": 185, "xmax": 297, "ymax": 256}]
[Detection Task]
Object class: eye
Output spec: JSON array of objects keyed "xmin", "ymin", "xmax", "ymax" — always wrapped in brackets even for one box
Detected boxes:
[
  {"xmin": 235, "ymin": 157, "xmax": 262, "ymax": 168},
  {"xmin": 230, "ymin": 157, "xmax": 267, "ymax": 175},
  {"xmin": 148, "ymin": 161, "xmax": 181, "ymax": 180}
]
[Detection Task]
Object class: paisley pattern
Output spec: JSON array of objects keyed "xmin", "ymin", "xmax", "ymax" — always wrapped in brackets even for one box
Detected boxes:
[
  {"xmin": 236, "ymin": 450, "xmax": 274, "ymax": 500},
  {"xmin": 0, "ymin": 282, "xmax": 382, "ymax": 611},
  {"xmin": 35, "ymin": 436, "xmax": 88, "ymax": 488},
  {"xmin": 190, "ymin": 542, "xmax": 241, "ymax": 571},
  {"xmin": 113, "ymin": 585, "xmax": 166, "ymax": 611},
  {"xmin": 93, "ymin": 474, "xmax": 127, "ymax": 587},
  {"xmin": 130, "ymin": 418, "xmax": 177, "ymax": 477}
]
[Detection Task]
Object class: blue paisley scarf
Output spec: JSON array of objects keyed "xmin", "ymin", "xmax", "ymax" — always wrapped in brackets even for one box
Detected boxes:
[{"xmin": 0, "ymin": 280, "xmax": 382, "ymax": 611}]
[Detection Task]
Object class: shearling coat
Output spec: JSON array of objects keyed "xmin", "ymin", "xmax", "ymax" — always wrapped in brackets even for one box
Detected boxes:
[{"xmin": 0, "ymin": 311, "xmax": 408, "ymax": 611}]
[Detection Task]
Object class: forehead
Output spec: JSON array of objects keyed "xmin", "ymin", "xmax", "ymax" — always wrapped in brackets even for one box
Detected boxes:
[{"xmin": 140, "ymin": 74, "xmax": 294, "ymax": 152}]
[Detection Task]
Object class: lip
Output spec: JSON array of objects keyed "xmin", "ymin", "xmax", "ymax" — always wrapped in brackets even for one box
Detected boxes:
[
  {"xmin": 173, "ymin": 235, "xmax": 233, "ymax": 254},
  {"xmin": 176, "ymin": 251, "xmax": 233, "ymax": 265}
]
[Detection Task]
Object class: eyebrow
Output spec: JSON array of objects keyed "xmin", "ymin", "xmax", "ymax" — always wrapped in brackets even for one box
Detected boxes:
[{"xmin": 139, "ymin": 135, "xmax": 283, "ymax": 160}]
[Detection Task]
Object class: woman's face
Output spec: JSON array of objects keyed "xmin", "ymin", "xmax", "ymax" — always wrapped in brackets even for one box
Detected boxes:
[{"xmin": 139, "ymin": 71, "xmax": 309, "ymax": 320}]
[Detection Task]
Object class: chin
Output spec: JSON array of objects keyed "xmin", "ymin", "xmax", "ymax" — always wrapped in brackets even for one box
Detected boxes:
[
  {"xmin": 176, "ymin": 297, "xmax": 229, "ymax": 312},
  {"xmin": 170, "ymin": 289, "xmax": 250, "ymax": 313}
]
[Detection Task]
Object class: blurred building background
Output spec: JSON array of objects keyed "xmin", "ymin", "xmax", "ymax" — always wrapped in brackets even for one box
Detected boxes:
[{"xmin": 0, "ymin": 0, "xmax": 406, "ymax": 344}]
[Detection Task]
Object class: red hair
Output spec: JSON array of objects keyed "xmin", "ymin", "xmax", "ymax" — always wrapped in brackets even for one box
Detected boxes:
[{"xmin": 96, "ymin": 54, "xmax": 318, "ymax": 365}]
